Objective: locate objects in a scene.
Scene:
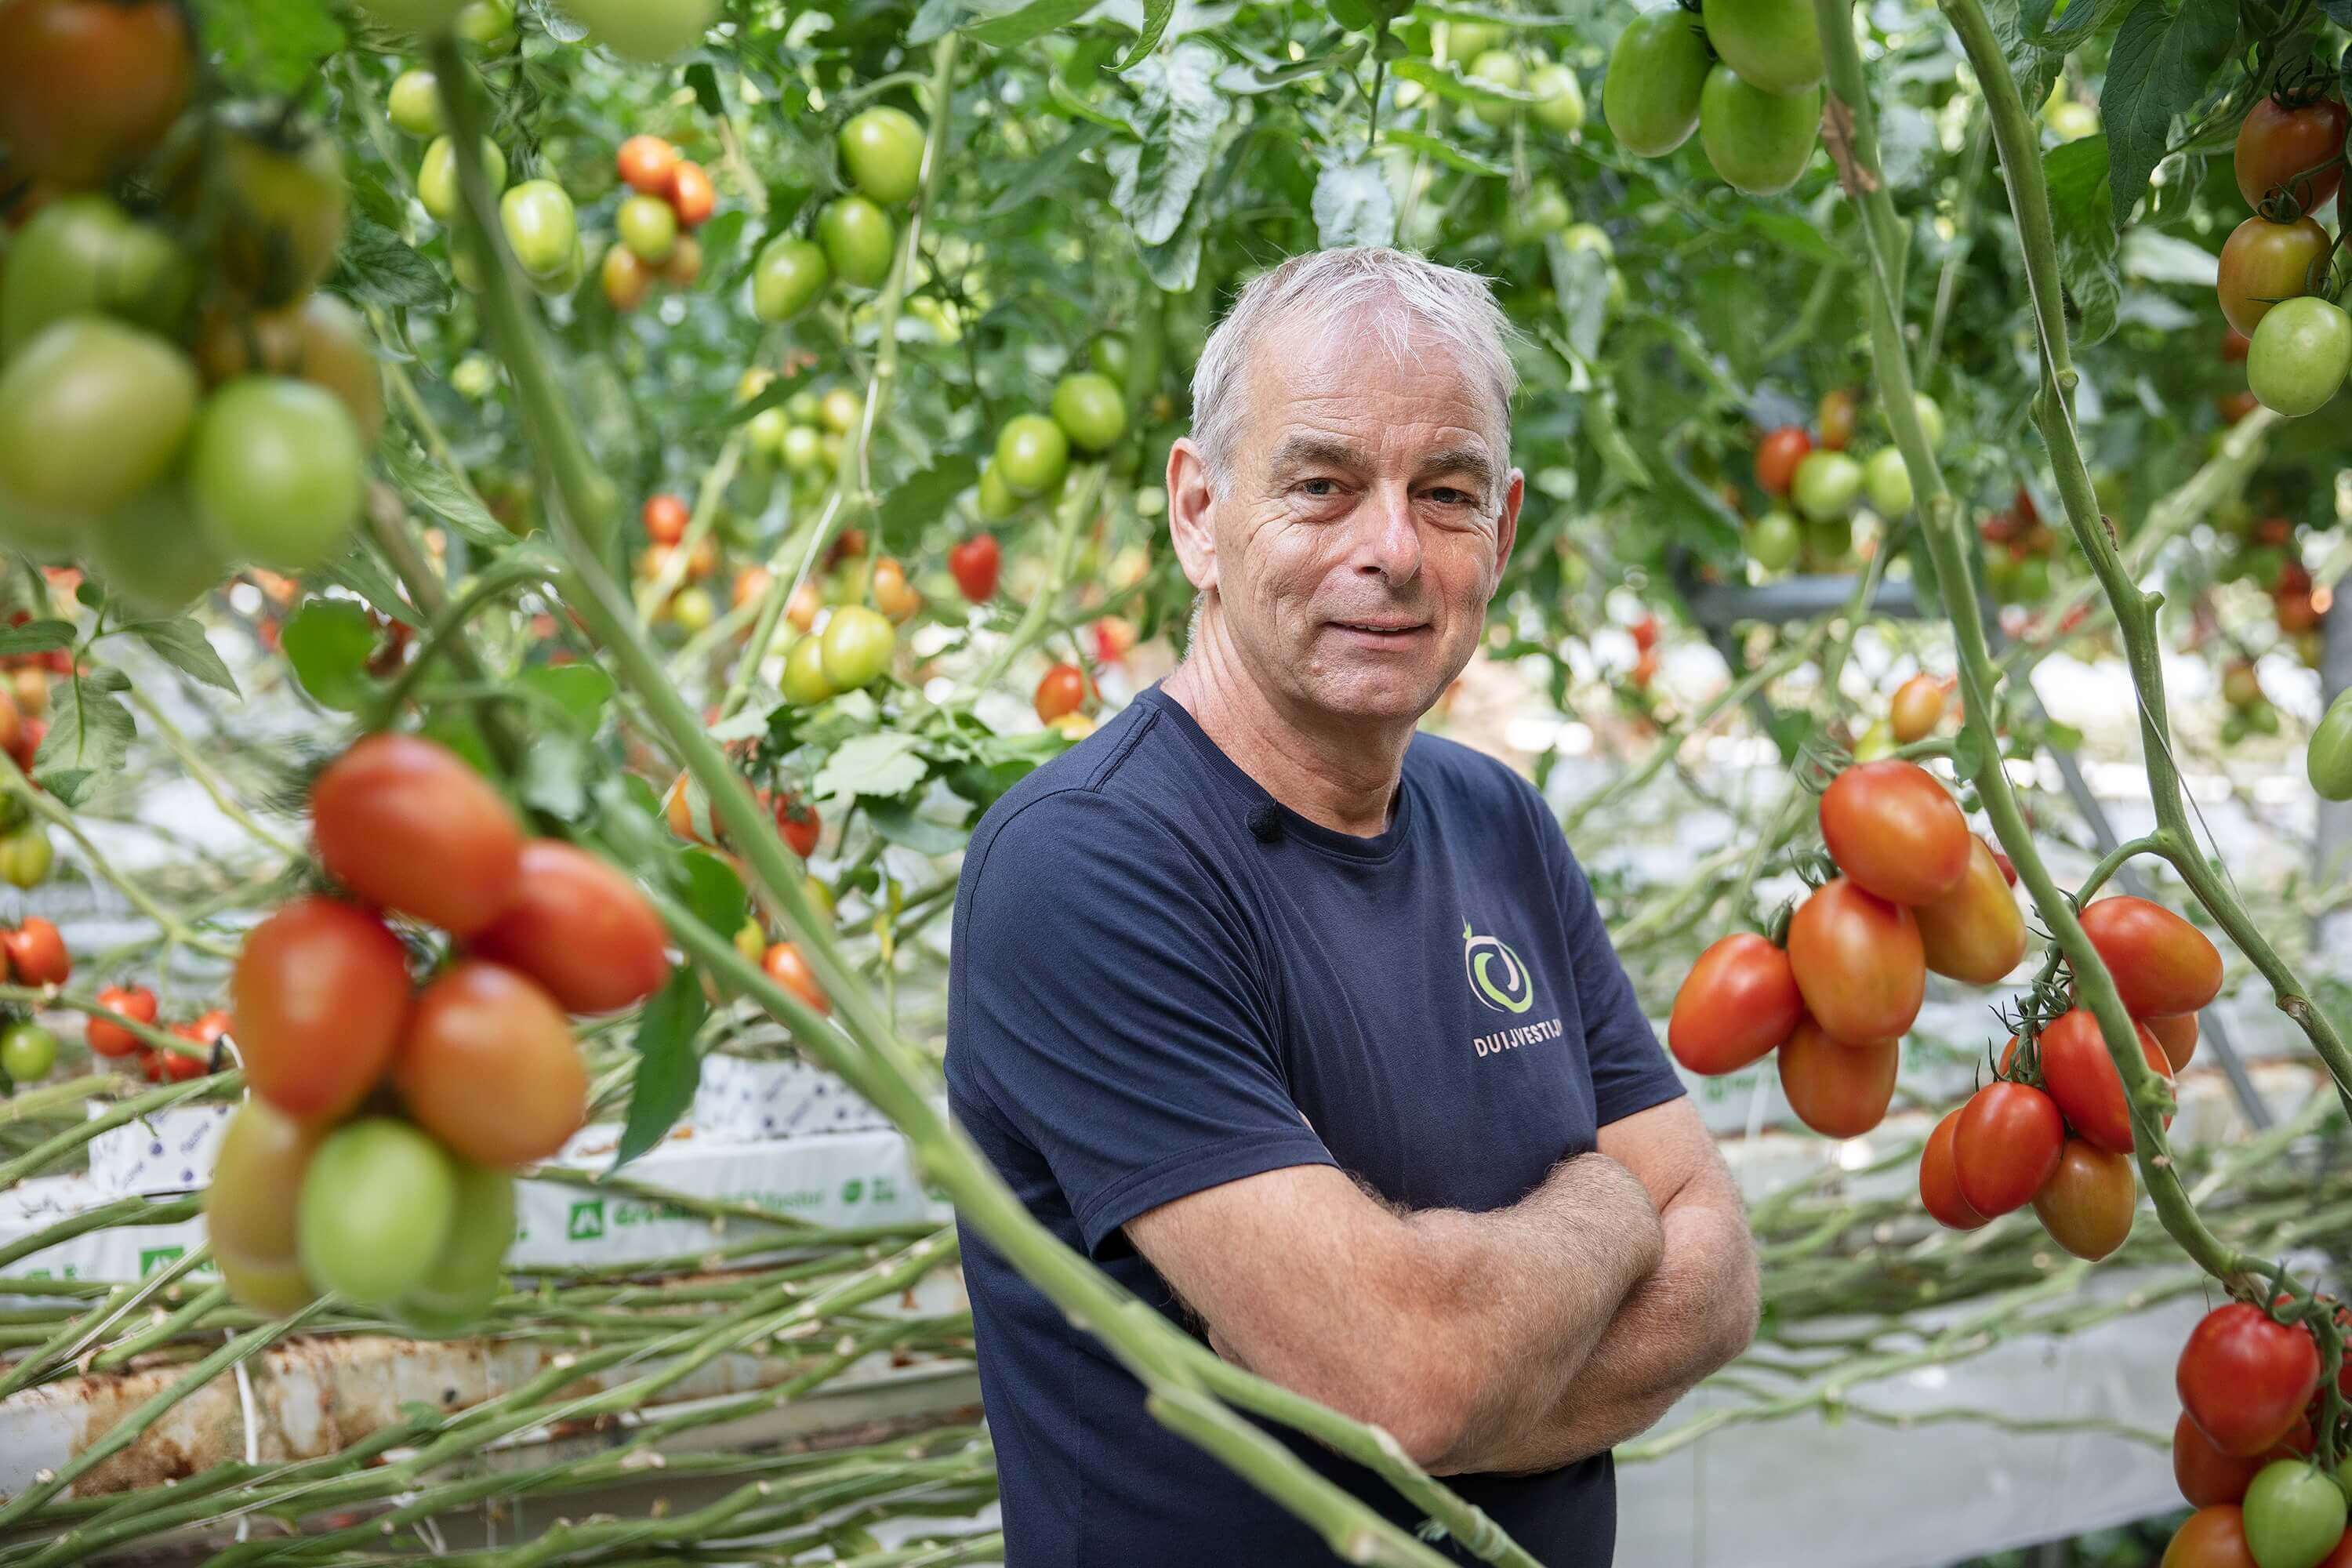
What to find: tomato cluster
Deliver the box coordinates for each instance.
[753,105,928,322]
[2215,85,2352,419]
[0,20,372,609]
[1603,0,1822,197]
[1744,389,1944,575]
[600,133,717,310]
[1978,485,2063,604]
[2163,1301,2352,1568]
[207,733,670,1325]
[665,764,827,865]
[404,110,583,299]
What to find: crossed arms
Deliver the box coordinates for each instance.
[1124,1094,1759,1475]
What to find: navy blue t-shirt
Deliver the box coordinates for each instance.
[946,685,1686,1567]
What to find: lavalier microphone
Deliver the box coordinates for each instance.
[1246,804,1283,844]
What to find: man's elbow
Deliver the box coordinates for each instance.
[1375,1361,1486,1472]
[1705,1250,1762,1370]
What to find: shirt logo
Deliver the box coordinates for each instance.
[1462,920,1535,1014]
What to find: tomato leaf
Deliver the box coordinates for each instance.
[520,730,593,822]
[310,538,412,624]
[377,440,513,551]
[202,0,346,98]
[957,0,1107,48]
[1392,57,1539,107]
[518,665,615,735]
[34,666,132,808]
[1312,155,1397,249]
[611,967,708,1171]
[0,621,75,658]
[122,619,238,696]
[1376,129,1508,177]
[333,220,445,310]
[2044,134,2121,347]
[864,797,971,855]
[1115,0,1178,67]
[1107,44,1229,247]
[675,847,747,937]
[982,125,1109,217]
[281,601,379,713]
[1218,43,1365,95]
[813,732,929,802]
[2100,0,2237,220]
[876,455,982,545]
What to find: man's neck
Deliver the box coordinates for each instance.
[1160,621,1414,840]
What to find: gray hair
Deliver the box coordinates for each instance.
[1187,247,1522,499]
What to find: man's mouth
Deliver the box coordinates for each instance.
[1328,619,1430,642]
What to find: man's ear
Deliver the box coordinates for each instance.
[1166,437,1219,595]
[1490,466,1526,593]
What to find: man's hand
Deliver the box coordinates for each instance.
[1124,1148,1663,1472]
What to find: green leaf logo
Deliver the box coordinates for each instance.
[1462,920,1534,1014]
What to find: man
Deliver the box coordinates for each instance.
[945,246,1759,1566]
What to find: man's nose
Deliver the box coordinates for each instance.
[1352,485,1423,583]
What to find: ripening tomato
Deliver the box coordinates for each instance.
[86,983,157,1058]
[2077,895,2225,1019]
[188,1007,231,1044]
[2037,1007,2173,1153]
[1785,877,1924,1044]
[1035,662,1088,724]
[763,941,829,1014]
[643,493,689,546]
[1817,388,1858,451]
[1952,1080,2064,1217]
[2163,1506,2259,1568]
[2235,94,2351,213]
[666,159,715,227]
[2219,215,2331,338]
[616,134,679,196]
[2029,1138,2136,1261]
[602,244,652,311]
[2176,1413,2281,1508]
[470,841,670,1014]
[1920,1107,1988,1230]
[1697,68,1820,197]
[2243,1460,2350,1568]
[1667,932,1802,1075]
[1888,674,1946,744]
[764,791,821,858]
[2,916,69,987]
[194,294,386,448]
[2147,1011,2200,1072]
[871,557,921,622]
[1776,1021,1897,1138]
[0,0,194,187]
[395,961,587,1167]
[1755,426,1811,497]
[205,1099,322,1296]
[1602,9,1710,157]
[1913,836,2027,985]
[950,534,1000,602]
[1819,760,1970,906]
[394,1158,514,1333]
[232,897,410,1120]
[2179,1303,2323,1458]
[213,126,347,308]
[662,234,702,287]
[311,732,525,936]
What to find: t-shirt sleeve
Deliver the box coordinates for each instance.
[949,789,1336,1256]
[1533,792,1687,1127]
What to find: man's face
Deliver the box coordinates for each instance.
[1181,315,1523,725]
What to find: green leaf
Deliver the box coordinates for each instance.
[964,0,1105,48]
[1327,0,1374,30]
[0,621,74,658]
[202,0,346,96]
[813,732,928,801]
[1392,56,1539,108]
[683,60,725,118]
[612,968,708,1171]
[984,125,1110,217]
[519,665,615,735]
[2045,135,2121,347]
[877,454,983,543]
[1107,43,1229,247]
[2121,228,2218,286]
[332,220,445,310]
[377,440,510,550]
[2101,0,2236,220]
[519,730,592,821]
[676,848,747,936]
[123,619,238,695]
[1215,42,1365,94]
[311,539,412,622]
[281,601,379,713]
[1135,222,1204,291]
[864,797,971,855]
[34,666,132,807]
[1740,209,1844,269]
[1312,156,1397,248]
[1116,0,1178,66]
[1377,129,1508,177]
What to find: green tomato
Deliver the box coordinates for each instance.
[975,461,1021,521]
[2010,552,2051,602]
[1050,372,1127,454]
[1465,50,1525,127]
[1699,67,1820,196]
[1803,513,1851,565]
[2249,296,2352,418]
[2249,699,2282,736]
[0,1020,58,1084]
[1443,20,1499,57]
[819,430,845,472]
[780,634,836,706]
[2244,1460,2347,1568]
[562,0,713,59]
[746,406,790,459]
[751,237,829,323]
[839,107,927,205]
[214,128,348,309]
[1747,509,1802,572]
[388,70,444,137]
[1864,447,1913,516]
[90,485,231,617]
[670,586,717,633]
[419,136,506,223]
[452,354,498,398]
[298,1117,459,1309]
[2,195,192,357]
[455,0,517,53]
[996,413,1071,499]
[191,378,367,571]
[1700,0,1823,96]
[394,1160,514,1334]
[780,423,826,474]
[0,317,198,525]
[820,604,896,691]
[2310,691,2352,801]
[358,0,466,30]
[1528,64,1585,133]
[1091,332,1134,391]
[1603,10,1711,158]
[0,827,51,890]
[1504,180,1573,244]
[615,192,678,265]
[818,197,895,289]
[1791,448,1863,522]
[820,387,862,435]
[499,180,578,282]
[1900,391,1947,452]
[1561,223,1615,262]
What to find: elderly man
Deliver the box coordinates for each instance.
[945,246,1759,1565]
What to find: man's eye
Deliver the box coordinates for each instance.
[1428,487,1475,506]
[1300,478,1338,498]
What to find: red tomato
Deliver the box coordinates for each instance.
[1913,835,2027,985]
[663,771,714,845]
[1776,1020,1897,1138]
[143,1040,207,1081]
[0,0,194,187]
[950,535,1000,602]
[86,983,157,1058]
[1952,1080,2064,1217]
[2147,1011,2200,1072]
[1818,760,1970,906]
[2038,1007,2173,1152]
[762,941,829,1015]
[1034,662,1088,724]
[1755,426,1811,497]
[1630,614,1659,653]
[470,840,671,1014]
[2,916,70,986]
[231,898,411,1121]
[2179,1303,2322,1458]
[394,961,587,1168]
[666,160,716,227]
[2176,1413,2288,1508]
[2218,215,2330,338]
[615,134,679,196]
[2029,1138,2136,1261]
[1784,877,1925,1044]
[642,493,689,546]
[766,793,821,859]
[2078,895,2224,1019]
[311,733,524,937]
[1817,388,1857,451]
[188,1007,232,1044]
[1667,932,1802,1074]
[1920,1107,1987,1230]
[1888,673,1946,744]
[2234,94,2350,213]
[2162,1506,2258,1568]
